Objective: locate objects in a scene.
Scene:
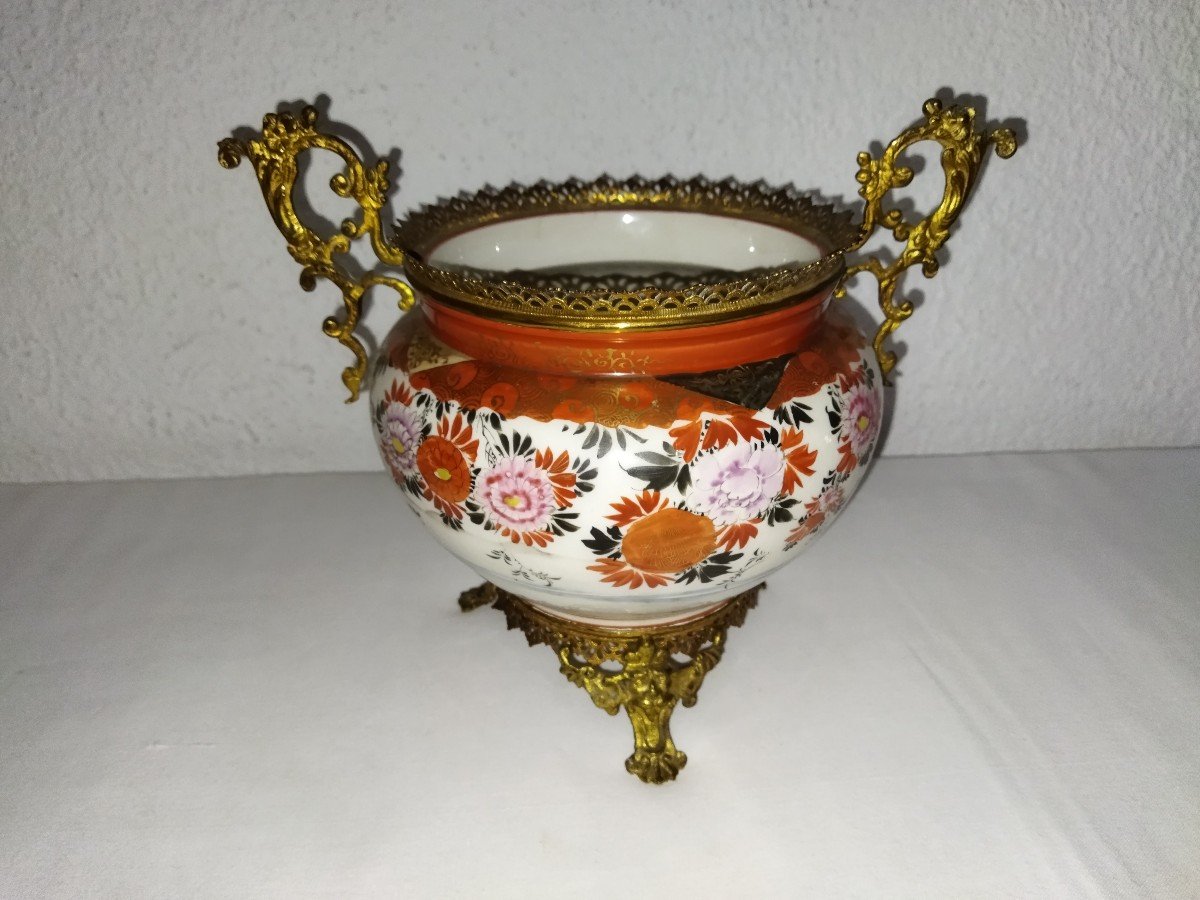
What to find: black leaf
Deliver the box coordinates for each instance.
[675,465,692,494]
[767,505,794,525]
[582,526,620,556]
[791,401,813,424]
[696,562,734,581]
[552,515,579,534]
[625,464,680,492]
[636,451,677,466]
[511,432,533,457]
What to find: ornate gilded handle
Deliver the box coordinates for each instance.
[841,98,1017,382]
[217,106,414,402]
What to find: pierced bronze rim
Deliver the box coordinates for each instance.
[393,175,861,332]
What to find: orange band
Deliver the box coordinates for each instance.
[420,288,834,376]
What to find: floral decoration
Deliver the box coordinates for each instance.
[466,430,597,547]
[415,412,478,523]
[583,491,737,589]
[374,380,423,487]
[842,381,881,459]
[827,365,883,477]
[477,456,555,533]
[785,481,847,547]
[371,318,881,597]
[688,441,785,526]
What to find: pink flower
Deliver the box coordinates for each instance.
[842,383,881,458]
[808,484,846,519]
[381,403,422,477]
[787,484,846,546]
[477,456,555,532]
[687,442,785,526]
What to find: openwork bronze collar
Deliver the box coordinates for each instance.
[394,175,861,332]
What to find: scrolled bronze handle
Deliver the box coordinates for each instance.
[841,97,1017,382]
[218,106,414,402]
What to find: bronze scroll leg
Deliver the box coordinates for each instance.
[457,582,498,612]
[459,582,761,783]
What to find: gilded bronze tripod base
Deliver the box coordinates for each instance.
[458,583,762,784]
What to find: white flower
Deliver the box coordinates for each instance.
[687,442,785,526]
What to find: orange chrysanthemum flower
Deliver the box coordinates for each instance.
[417,436,472,503]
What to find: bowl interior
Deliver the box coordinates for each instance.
[426,210,824,280]
[395,176,859,330]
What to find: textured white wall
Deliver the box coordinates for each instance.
[1,0,1197,483]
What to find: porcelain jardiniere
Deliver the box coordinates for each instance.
[218,96,1017,781]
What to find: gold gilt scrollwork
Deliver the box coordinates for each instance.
[461,582,762,784]
[841,98,1017,382]
[218,106,414,402]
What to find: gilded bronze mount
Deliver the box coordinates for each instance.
[459,582,762,784]
[218,97,1016,399]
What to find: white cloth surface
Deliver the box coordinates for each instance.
[1,449,1197,898]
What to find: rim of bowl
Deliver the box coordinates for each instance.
[393,174,863,332]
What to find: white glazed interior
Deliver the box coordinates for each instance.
[427,210,824,274]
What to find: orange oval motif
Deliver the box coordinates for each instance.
[621,508,717,574]
[480,382,519,414]
[615,381,655,410]
[551,398,596,424]
[442,361,478,389]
